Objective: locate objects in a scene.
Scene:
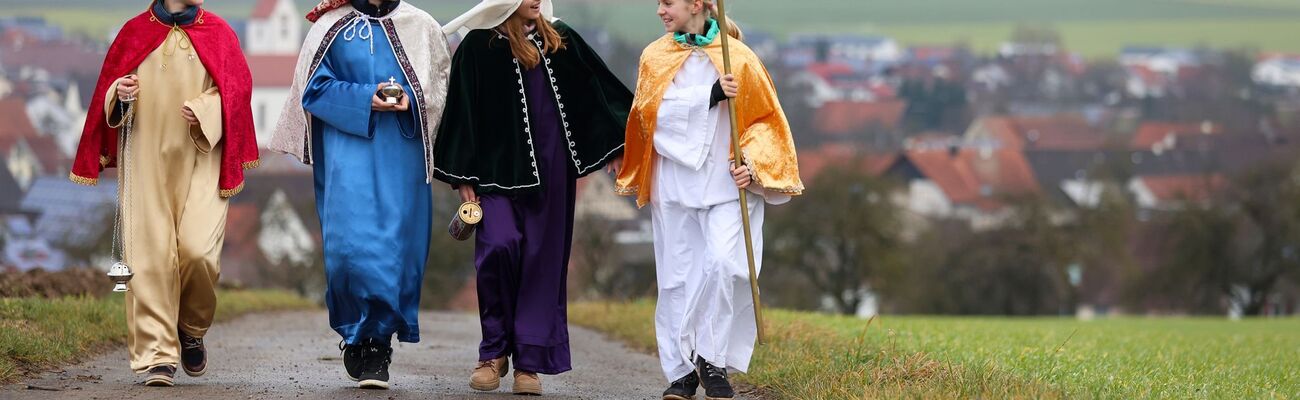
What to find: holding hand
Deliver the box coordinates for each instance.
[181,105,198,126]
[720,74,739,99]
[458,185,478,204]
[115,75,139,102]
[371,82,410,112]
[730,162,752,189]
[605,156,623,174]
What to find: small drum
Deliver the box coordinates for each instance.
[448,201,483,241]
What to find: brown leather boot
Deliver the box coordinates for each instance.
[469,357,508,391]
[513,370,542,396]
[143,364,176,387]
[179,331,206,377]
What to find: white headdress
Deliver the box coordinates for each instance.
[440,0,556,37]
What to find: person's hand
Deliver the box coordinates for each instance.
[606,156,623,174]
[115,75,139,102]
[720,74,739,98]
[371,83,410,112]
[730,162,752,189]
[458,185,478,203]
[181,105,198,126]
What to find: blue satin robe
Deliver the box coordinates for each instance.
[302,18,430,345]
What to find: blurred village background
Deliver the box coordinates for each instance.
[2,0,1300,319]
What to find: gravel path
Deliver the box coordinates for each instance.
[2,311,744,400]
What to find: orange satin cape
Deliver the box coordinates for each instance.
[616,34,803,207]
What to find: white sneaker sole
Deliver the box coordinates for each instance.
[359,379,389,389]
[144,376,174,387]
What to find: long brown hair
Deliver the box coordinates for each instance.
[498,14,565,70]
[702,0,743,41]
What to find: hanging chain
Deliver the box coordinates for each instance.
[110,100,134,265]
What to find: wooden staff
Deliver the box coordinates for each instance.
[714,0,765,345]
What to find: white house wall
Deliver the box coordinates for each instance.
[906,180,953,217]
[252,87,290,146]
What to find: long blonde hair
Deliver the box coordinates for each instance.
[702,0,743,41]
[498,14,565,70]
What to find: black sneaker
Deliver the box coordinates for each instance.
[179,332,206,377]
[662,371,700,400]
[695,357,734,400]
[340,340,364,381]
[143,364,176,387]
[357,340,392,389]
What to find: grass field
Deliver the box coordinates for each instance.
[0,289,314,383]
[6,0,1300,58]
[570,301,1300,399]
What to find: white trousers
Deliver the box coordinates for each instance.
[651,195,764,382]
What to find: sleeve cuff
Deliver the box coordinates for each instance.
[184,90,224,153]
[104,80,129,128]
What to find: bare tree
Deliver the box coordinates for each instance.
[766,161,903,315]
[1148,162,1300,315]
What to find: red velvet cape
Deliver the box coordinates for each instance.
[70,8,258,197]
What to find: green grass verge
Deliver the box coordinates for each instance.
[0,289,314,383]
[570,301,1300,399]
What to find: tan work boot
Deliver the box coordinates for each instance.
[513,370,542,396]
[469,357,508,391]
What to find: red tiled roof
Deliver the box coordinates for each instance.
[974,115,1108,151]
[24,135,67,173]
[251,0,281,19]
[813,100,905,136]
[0,98,37,140]
[957,147,1040,196]
[797,143,897,178]
[805,62,855,81]
[0,98,68,173]
[1138,174,1225,203]
[1126,64,1180,90]
[220,203,262,285]
[909,46,957,62]
[903,149,981,205]
[223,204,261,261]
[1131,121,1217,149]
[898,144,1041,211]
[1,29,104,77]
[247,55,298,87]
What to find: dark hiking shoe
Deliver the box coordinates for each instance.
[340,340,364,381]
[662,371,700,400]
[144,364,176,387]
[179,331,206,377]
[696,357,734,399]
[357,340,392,389]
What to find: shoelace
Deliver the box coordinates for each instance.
[476,360,496,370]
[704,364,727,379]
[181,335,203,350]
[338,340,347,353]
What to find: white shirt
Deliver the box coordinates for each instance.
[653,50,738,209]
